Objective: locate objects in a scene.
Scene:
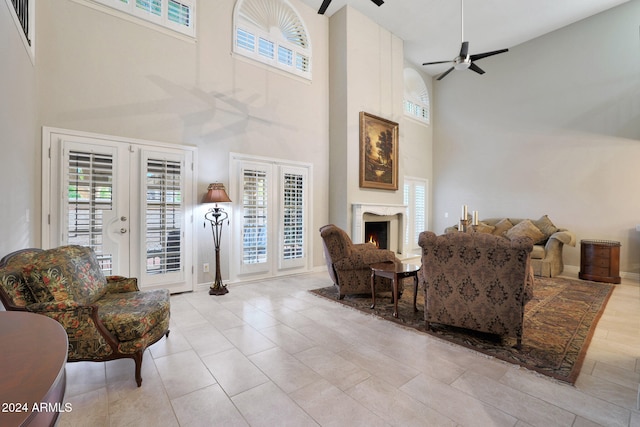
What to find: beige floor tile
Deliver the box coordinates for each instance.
[259,323,315,354]
[58,387,109,427]
[290,378,388,426]
[222,324,277,356]
[451,370,576,426]
[154,349,217,399]
[201,348,270,397]
[171,384,249,427]
[294,346,372,391]
[249,347,322,393]
[348,376,458,426]
[231,382,318,426]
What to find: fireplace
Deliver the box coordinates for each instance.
[365,221,389,249]
[352,203,408,254]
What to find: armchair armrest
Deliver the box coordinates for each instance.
[25,300,119,360]
[547,230,576,247]
[106,276,140,293]
[334,248,397,270]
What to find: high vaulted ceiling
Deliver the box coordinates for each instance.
[299,0,630,75]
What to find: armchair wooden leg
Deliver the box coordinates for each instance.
[134,351,143,387]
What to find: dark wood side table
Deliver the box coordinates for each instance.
[370,261,420,318]
[0,311,68,427]
[579,239,621,284]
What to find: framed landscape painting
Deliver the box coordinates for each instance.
[359,111,399,190]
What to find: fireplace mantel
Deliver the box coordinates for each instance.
[352,203,408,253]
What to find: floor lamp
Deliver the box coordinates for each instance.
[203,183,232,295]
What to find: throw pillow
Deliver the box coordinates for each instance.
[473,222,495,234]
[506,219,546,244]
[492,218,514,237]
[533,215,558,239]
[24,265,70,303]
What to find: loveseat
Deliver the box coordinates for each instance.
[418,231,534,348]
[0,245,170,387]
[445,215,575,277]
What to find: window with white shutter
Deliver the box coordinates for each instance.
[231,154,311,280]
[233,0,312,80]
[404,177,428,252]
[79,0,195,37]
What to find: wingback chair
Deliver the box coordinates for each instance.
[0,245,170,387]
[418,231,534,348]
[319,224,402,299]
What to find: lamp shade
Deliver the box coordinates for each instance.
[202,183,232,204]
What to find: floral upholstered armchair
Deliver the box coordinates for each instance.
[418,231,534,348]
[319,224,402,299]
[0,245,170,387]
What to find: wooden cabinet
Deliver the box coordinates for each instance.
[579,240,621,284]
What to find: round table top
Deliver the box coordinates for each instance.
[0,311,68,426]
[369,261,421,274]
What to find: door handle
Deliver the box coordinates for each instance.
[120,228,128,234]
[121,216,127,222]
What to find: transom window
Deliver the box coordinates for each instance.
[87,0,195,37]
[403,68,430,125]
[233,0,312,80]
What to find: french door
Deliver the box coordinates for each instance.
[42,128,197,293]
[229,153,311,281]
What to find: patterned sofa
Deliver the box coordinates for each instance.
[319,224,402,299]
[445,215,576,277]
[0,245,170,387]
[418,231,534,348]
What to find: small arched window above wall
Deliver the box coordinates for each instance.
[233,0,312,80]
[403,68,430,125]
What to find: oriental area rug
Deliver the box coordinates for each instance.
[310,276,614,384]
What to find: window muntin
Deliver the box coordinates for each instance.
[233,0,312,79]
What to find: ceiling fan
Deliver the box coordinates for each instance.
[318,0,383,15]
[422,0,508,80]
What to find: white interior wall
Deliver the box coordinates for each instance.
[433,0,640,276]
[329,6,432,233]
[0,1,38,256]
[32,0,330,284]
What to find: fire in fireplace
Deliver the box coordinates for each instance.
[365,221,389,249]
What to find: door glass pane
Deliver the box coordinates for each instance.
[66,151,114,273]
[145,158,182,274]
[242,169,268,265]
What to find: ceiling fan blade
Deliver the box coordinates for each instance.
[371,0,384,5]
[459,41,469,58]
[422,60,453,66]
[318,0,332,14]
[469,62,485,75]
[437,67,455,81]
[470,48,508,62]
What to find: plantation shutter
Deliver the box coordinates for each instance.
[141,151,185,285]
[279,166,307,269]
[64,149,115,273]
[240,164,270,274]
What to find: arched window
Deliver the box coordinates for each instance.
[403,68,430,125]
[233,0,312,80]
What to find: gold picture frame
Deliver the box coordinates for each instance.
[359,111,399,190]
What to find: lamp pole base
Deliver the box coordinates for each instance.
[209,284,228,295]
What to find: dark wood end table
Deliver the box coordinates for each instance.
[370,261,420,318]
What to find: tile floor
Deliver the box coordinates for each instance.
[59,272,640,427]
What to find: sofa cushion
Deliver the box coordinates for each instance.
[533,215,558,239]
[492,218,514,237]
[531,245,545,259]
[96,289,170,342]
[473,222,496,234]
[23,245,108,305]
[506,219,546,244]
